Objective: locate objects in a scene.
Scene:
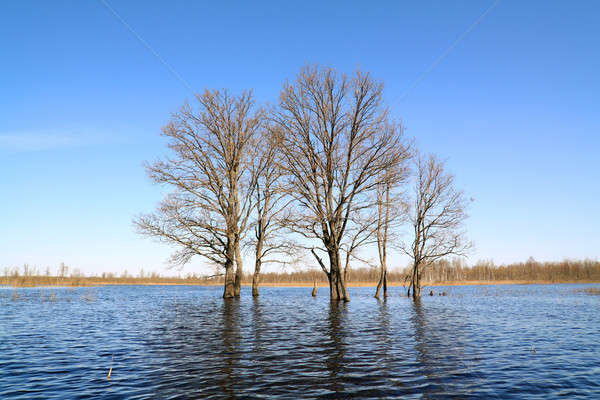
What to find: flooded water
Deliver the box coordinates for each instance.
[1,284,599,399]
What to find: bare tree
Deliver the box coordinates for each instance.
[249,127,293,296]
[374,163,409,299]
[402,152,470,299]
[375,180,391,299]
[134,90,263,298]
[58,262,68,278]
[275,65,409,301]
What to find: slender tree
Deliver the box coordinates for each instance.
[402,152,470,299]
[374,155,411,299]
[275,65,409,301]
[134,90,262,298]
[375,180,391,299]
[250,127,292,296]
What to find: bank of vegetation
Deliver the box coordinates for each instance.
[2,259,598,288]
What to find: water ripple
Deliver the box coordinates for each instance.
[0,284,599,398]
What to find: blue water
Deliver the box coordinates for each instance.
[0,284,599,399]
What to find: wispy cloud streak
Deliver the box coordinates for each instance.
[0,132,123,152]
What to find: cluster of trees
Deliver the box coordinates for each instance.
[135,65,469,301]
[421,258,600,282]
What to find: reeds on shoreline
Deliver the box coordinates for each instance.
[2,258,598,288]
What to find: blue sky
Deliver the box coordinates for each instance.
[1,0,598,276]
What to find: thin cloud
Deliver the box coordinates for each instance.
[0,132,124,152]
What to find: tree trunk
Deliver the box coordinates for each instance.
[329,268,338,300]
[234,243,242,297]
[407,261,416,299]
[339,269,350,302]
[375,181,389,299]
[411,262,420,300]
[375,269,388,299]
[344,251,350,284]
[375,265,388,299]
[312,280,317,296]
[375,271,383,299]
[327,270,335,300]
[223,252,236,299]
[417,266,421,297]
[383,270,387,298]
[252,258,261,297]
[252,238,264,297]
[311,246,349,301]
[328,248,349,302]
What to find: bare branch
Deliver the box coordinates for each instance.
[402,151,471,299]
[134,89,264,298]
[274,65,411,301]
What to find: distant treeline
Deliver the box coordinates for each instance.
[242,258,600,284]
[2,259,599,287]
[0,272,206,287]
[418,258,600,283]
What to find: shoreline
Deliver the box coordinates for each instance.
[2,279,599,288]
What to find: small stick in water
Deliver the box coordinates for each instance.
[312,280,317,297]
[108,355,113,380]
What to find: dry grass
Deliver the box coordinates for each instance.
[0,275,220,288]
[2,259,599,288]
[2,275,599,289]
[258,280,600,288]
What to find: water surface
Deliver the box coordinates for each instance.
[1,284,598,398]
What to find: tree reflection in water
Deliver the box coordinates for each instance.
[324,301,348,393]
[219,298,242,397]
[410,298,477,397]
[375,298,392,368]
[251,297,265,357]
[4,286,594,398]
[145,288,480,398]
